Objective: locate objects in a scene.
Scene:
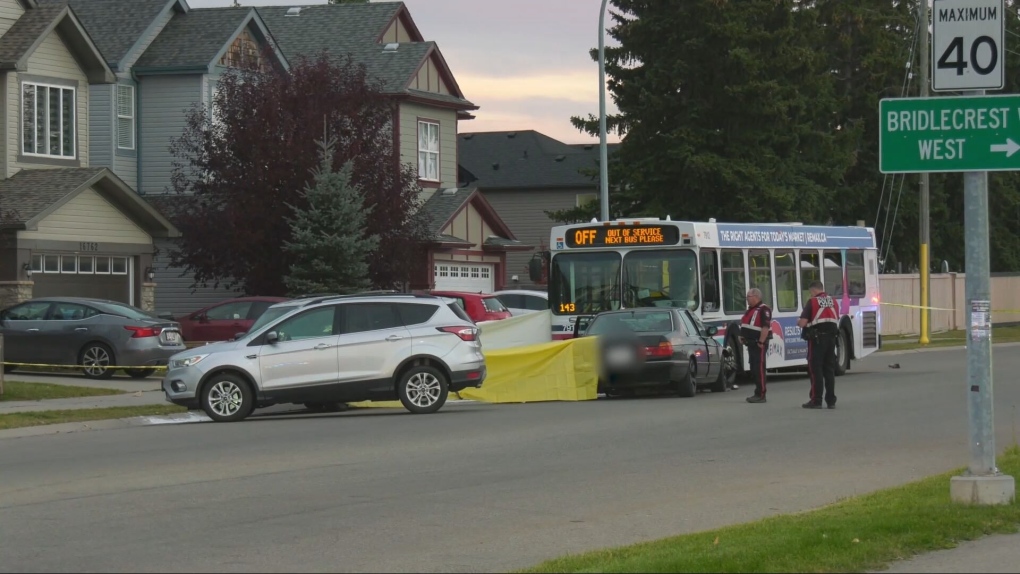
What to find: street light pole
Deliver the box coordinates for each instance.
[919,0,931,345]
[597,0,610,223]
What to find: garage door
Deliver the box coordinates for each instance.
[29,253,132,304]
[434,263,494,293]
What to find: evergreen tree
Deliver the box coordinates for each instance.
[282,135,380,296]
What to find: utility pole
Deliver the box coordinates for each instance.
[597,0,610,223]
[919,0,931,345]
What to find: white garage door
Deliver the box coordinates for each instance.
[434,263,494,293]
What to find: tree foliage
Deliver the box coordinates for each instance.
[283,134,380,296]
[567,0,1020,272]
[163,51,429,296]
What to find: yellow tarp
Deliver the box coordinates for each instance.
[349,336,600,408]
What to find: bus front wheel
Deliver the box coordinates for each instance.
[835,328,850,376]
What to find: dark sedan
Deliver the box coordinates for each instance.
[579,307,733,397]
[0,297,186,379]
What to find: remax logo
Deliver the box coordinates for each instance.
[771,320,784,340]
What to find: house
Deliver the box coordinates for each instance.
[0,0,179,310]
[457,130,620,289]
[54,0,290,315]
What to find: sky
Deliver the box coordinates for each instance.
[189,0,622,144]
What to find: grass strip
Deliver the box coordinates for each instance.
[522,445,1020,574]
[0,381,125,402]
[881,325,1020,352]
[0,405,188,431]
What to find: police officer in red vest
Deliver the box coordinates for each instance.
[797,280,840,409]
[739,288,771,404]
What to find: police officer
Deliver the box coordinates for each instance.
[739,288,771,404]
[797,280,840,409]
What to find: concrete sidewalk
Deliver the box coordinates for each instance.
[877,531,1020,573]
[0,372,167,414]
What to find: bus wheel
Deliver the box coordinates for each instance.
[835,328,850,376]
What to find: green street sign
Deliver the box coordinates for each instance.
[879,94,1020,174]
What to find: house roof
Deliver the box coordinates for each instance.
[258,3,475,110]
[0,2,114,83]
[0,168,180,237]
[419,188,528,250]
[458,130,621,190]
[40,0,172,69]
[134,6,286,73]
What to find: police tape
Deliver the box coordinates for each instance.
[1,361,167,372]
[878,301,1020,314]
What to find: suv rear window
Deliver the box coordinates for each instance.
[482,297,507,313]
[446,302,474,323]
[395,303,438,326]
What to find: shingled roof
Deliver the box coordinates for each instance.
[258,3,475,110]
[40,0,171,70]
[419,188,528,250]
[458,130,621,190]
[0,168,179,237]
[134,6,286,73]
[0,2,113,82]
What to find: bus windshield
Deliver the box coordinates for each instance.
[622,249,700,311]
[549,251,622,315]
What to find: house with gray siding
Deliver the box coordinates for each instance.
[0,0,178,310]
[57,0,289,315]
[457,130,620,290]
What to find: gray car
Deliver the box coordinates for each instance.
[162,292,487,422]
[0,297,186,379]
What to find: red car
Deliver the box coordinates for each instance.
[426,291,512,323]
[175,296,289,342]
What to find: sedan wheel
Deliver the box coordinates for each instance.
[80,344,115,380]
[397,366,449,414]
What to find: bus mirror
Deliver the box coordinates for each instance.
[528,256,544,282]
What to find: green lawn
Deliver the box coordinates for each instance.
[0,381,125,401]
[0,405,188,431]
[522,446,1020,574]
[881,325,1020,351]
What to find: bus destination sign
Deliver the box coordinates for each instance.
[564,224,681,248]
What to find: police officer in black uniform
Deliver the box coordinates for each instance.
[798,280,840,409]
[739,288,772,404]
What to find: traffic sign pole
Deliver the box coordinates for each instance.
[919,0,931,346]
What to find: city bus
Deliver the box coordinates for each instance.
[547,218,882,383]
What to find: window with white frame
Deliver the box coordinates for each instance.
[117,85,135,150]
[417,120,439,181]
[22,82,75,158]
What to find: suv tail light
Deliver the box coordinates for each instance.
[124,325,163,338]
[437,326,478,341]
[642,341,673,358]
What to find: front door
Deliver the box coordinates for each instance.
[680,309,719,379]
[258,305,340,391]
[193,301,254,342]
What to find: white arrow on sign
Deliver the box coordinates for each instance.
[990,139,1020,158]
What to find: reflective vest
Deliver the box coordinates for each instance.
[806,292,840,328]
[740,303,772,342]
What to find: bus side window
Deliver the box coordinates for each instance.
[823,250,844,296]
[800,251,820,305]
[700,250,720,312]
[748,250,773,309]
[721,250,746,315]
[775,251,799,312]
[845,251,866,298]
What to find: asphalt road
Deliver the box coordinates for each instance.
[2,345,1019,573]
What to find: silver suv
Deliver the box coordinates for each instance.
[161,293,486,422]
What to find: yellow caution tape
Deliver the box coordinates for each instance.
[879,302,1020,314]
[2,361,167,371]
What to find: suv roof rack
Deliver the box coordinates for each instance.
[297,290,438,307]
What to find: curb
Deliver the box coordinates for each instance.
[0,411,204,441]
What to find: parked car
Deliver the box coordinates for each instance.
[426,290,512,323]
[0,297,186,379]
[578,307,733,397]
[162,292,487,422]
[493,289,572,338]
[172,296,289,342]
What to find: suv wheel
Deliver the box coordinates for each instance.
[201,373,253,422]
[397,365,449,414]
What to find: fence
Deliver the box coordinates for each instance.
[878,273,1020,335]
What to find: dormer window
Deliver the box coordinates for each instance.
[21,82,75,159]
[220,29,266,72]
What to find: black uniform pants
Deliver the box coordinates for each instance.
[747,341,767,397]
[808,332,837,406]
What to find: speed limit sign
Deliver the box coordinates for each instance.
[932,0,1004,92]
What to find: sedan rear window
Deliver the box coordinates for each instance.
[482,297,507,313]
[586,311,674,335]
